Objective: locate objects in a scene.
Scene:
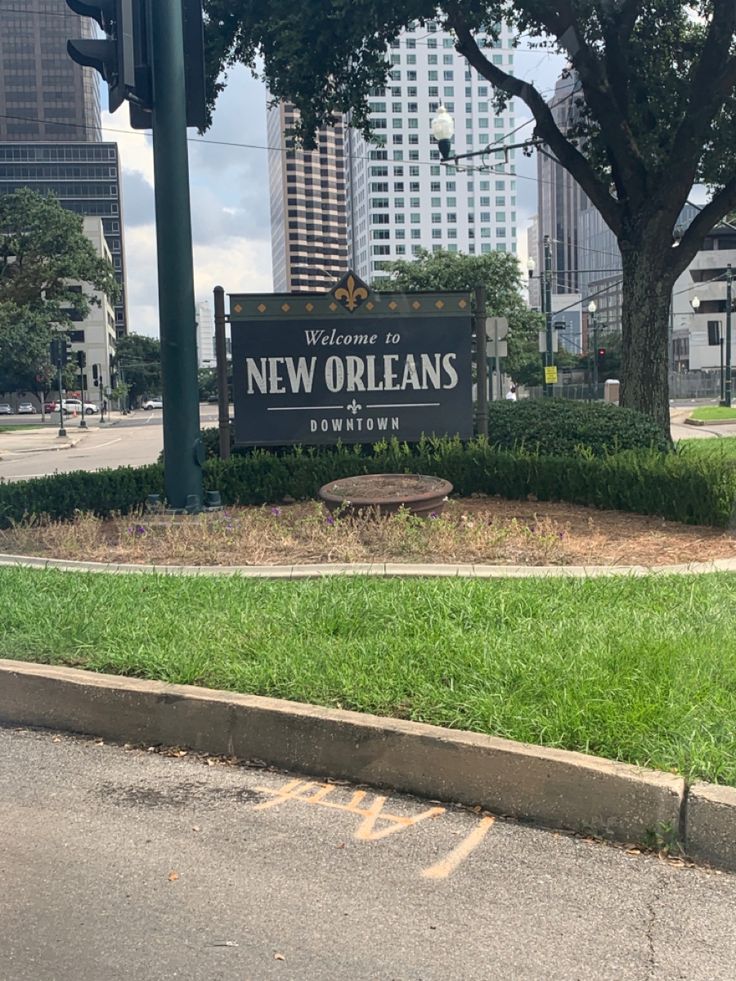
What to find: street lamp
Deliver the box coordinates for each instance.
[431,106,543,169]
[527,257,536,279]
[431,106,455,161]
[588,301,599,399]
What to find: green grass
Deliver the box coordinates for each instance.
[3,568,736,786]
[690,406,736,421]
[677,436,736,460]
[0,424,45,433]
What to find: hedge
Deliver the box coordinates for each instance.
[1,438,735,529]
[200,399,669,461]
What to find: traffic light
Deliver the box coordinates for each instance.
[76,350,87,369]
[66,0,136,113]
[596,347,607,369]
[50,337,71,367]
[128,0,206,130]
[92,363,100,386]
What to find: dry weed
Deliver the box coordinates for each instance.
[1,496,734,567]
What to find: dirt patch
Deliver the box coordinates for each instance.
[1,496,734,567]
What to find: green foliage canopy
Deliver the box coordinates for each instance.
[114,334,162,405]
[374,249,544,385]
[0,190,118,396]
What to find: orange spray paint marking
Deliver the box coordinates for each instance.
[254,778,446,840]
[422,816,495,880]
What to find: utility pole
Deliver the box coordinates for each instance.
[77,351,88,429]
[66,0,206,511]
[150,0,203,509]
[474,285,488,437]
[725,263,733,408]
[213,286,231,460]
[543,235,553,397]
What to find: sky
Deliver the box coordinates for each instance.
[102,48,567,339]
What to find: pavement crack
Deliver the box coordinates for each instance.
[644,881,663,980]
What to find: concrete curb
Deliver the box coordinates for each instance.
[686,783,736,870]
[0,551,735,578]
[0,658,694,858]
[684,417,736,427]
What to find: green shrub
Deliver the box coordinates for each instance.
[0,464,164,527]
[199,399,669,463]
[486,399,669,456]
[2,438,734,530]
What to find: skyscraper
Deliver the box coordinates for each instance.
[535,72,589,297]
[267,24,518,291]
[267,102,348,292]
[0,2,127,336]
[345,21,518,282]
[0,2,100,142]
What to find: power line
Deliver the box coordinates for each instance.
[0,110,557,188]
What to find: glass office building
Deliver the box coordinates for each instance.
[0,3,100,142]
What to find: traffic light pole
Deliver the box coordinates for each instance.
[725,264,733,408]
[150,0,203,511]
[57,363,67,438]
[543,235,553,398]
[78,354,88,429]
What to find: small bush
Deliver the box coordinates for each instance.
[0,463,164,528]
[2,437,735,531]
[486,399,669,456]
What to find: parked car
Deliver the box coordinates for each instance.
[142,397,163,410]
[0,403,11,415]
[17,402,37,414]
[44,401,57,413]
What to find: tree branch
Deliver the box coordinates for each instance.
[511,0,650,200]
[669,179,736,278]
[446,9,621,235]
[666,0,736,200]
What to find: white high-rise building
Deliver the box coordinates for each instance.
[195,299,215,368]
[345,21,518,282]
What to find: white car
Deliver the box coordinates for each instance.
[59,399,99,415]
[142,398,163,410]
[0,403,11,415]
[17,402,37,414]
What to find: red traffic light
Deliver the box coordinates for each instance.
[597,348,606,358]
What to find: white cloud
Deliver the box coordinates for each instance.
[108,66,273,339]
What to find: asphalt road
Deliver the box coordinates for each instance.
[2,726,736,981]
[0,409,222,482]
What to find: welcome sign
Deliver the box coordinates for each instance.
[229,272,473,446]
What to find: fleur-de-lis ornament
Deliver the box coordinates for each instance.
[333,272,369,312]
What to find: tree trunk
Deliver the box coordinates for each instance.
[618,241,675,438]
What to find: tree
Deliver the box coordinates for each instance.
[374,249,544,386]
[198,366,218,401]
[204,1,736,434]
[113,334,162,406]
[0,189,118,404]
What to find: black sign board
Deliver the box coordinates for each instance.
[229,274,473,446]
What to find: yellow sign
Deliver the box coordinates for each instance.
[544,366,558,384]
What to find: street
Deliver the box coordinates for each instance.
[0,408,221,483]
[2,726,736,981]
